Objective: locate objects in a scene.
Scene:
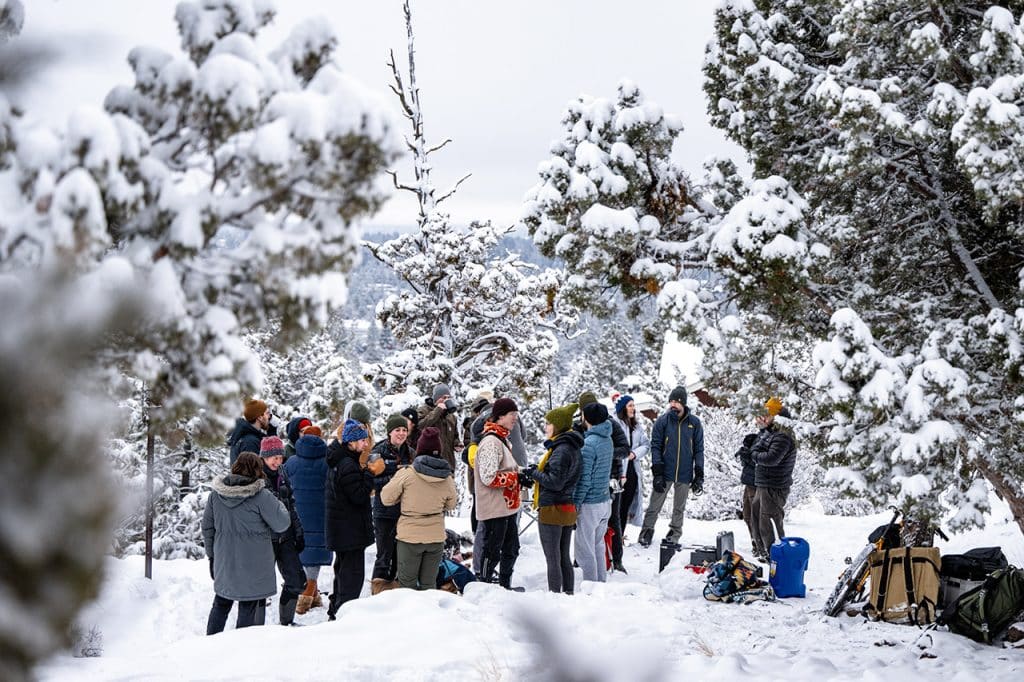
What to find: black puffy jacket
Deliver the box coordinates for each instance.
[532,430,584,508]
[263,465,303,545]
[735,433,757,487]
[370,439,413,520]
[751,426,796,489]
[325,440,374,552]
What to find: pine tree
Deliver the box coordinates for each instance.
[702,0,1024,533]
[367,0,576,402]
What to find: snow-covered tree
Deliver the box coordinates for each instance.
[702,0,1024,532]
[368,0,576,402]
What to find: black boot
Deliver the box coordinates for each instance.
[476,558,496,584]
[498,571,525,593]
[638,528,654,548]
[279,593,298,626]
[612,560,628,574]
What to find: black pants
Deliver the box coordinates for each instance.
[206,595,265,635]
[328,548,365,617]
[538,522,574,593]
[274,537,307,601]
[620,464,639,530]
[608,493,623,563]
[371,517,399,580]
[481,514,520,584]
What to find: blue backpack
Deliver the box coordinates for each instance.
[436,558,476,593]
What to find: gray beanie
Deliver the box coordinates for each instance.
[432,383,451,401]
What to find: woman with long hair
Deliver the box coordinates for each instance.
[613,395,650,539]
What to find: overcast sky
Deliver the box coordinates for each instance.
[17,0,744,228]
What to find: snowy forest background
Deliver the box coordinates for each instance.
[3,0,1024,678]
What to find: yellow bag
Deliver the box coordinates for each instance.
[467,443,478,469]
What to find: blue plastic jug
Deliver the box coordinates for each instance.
[769,537,809,598]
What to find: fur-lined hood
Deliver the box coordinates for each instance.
[211,474,265,508]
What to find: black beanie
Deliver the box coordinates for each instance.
[582,402,608,426]
[490,397,519,420]
[668,386,687,405]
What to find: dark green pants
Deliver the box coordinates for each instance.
[396,540,444,590]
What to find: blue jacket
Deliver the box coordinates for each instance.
[283,435,332,566]
[651,408,704,483]
[573,421,613,506]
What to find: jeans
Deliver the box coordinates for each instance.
[538,522,574,593]
[575,500,611,582]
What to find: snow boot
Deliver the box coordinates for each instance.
[296,579,317,615]
[279,594,298,626]
[371,578,400,595]
[612,560,628,574]
[499,571,525,593]
[638,528,654,548]
[311,586,323,608]
[477,558,497,584]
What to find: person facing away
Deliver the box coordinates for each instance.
[380,426,457,590]
[324,419,375,621]
[202,451,290,635]
[523,403,582,594]
[573,402,614,583]
[749,397,797,561]
[259,435,306,626]
[283,427,331,615]
[638,386,704,548]
[366,413,414,594]
[228,398,275,465]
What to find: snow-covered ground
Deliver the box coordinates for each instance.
[42,497,1024,681]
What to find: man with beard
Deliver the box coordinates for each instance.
[229,398,276,465]
[637,386,704,548]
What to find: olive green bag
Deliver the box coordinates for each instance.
[937,567,1024,643]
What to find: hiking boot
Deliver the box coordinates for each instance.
[499,571,524,592]
[296,578,317,615]
[612,560,628,574]
[371,578,400,595]
[638,528,654,548]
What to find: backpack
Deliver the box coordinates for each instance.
[940,547,1008,581]
[938,567,1024,644]
[866,547,941,625]
[704,551,764,600]
[436,558,476,594]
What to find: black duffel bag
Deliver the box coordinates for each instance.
[940,547,1008,581]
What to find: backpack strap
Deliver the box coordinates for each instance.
[873,548,892,615]
[902,550,918,627]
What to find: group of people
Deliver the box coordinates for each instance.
[200,382,795,633]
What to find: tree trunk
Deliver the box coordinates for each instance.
[144,413,155,580]
[976,458,1024,538]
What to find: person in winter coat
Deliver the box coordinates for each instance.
[228,398,275,465]
[379,427,458,589]
[283,416,313,461]
[522,403,582,593]
[734,431,759,556]
[325,419,375,620]
[283,429,331,615]
[749,397,797,560]
[416,383,460,471]
[203,452,290,635]
[366,413,414,594]
[639,386,704,548]
[258,436,306,625]
[573,402,614,582]
[575,391,630,573]
[613,395,651,543]
[473,397,524,588]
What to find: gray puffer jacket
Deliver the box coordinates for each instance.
[202,474,290,601]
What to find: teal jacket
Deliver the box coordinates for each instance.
[573,421,613,505]
[651,408,704,483]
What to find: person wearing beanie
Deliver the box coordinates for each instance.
[340,402,375,470]
[380,444,457,590]
[366,413,414,594]
[572,391,631,572]
[323,418,374,620]
[416,383,460,471]
[284,430,332,614]
[474,399,523,589]
[748,397,797,561]
[228,398,274,465]
[612,395,651,563]
[638,386,704,549]
[203,452,291,635]
[301,424,322,438]
[572,398,615,583]
[521,403,583,593]
[284,416,314,461]
[258,436,305,625]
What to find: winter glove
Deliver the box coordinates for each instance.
[367,453,386,476]
[294,533,305,554]
[518,471,534,488]
[653,475,666,494]
[691,467,704,496]
[208,557,215,580]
